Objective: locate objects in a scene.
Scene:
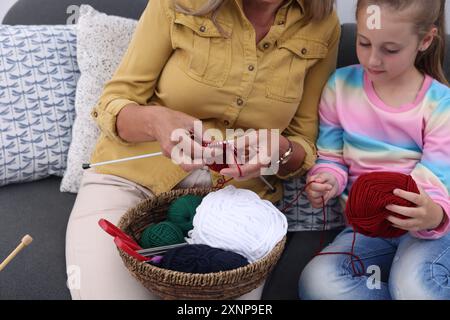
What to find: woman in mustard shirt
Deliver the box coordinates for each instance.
[66,0,340,299]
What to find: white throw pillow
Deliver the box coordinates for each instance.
[60,5,137,193]
[0,24,79,187]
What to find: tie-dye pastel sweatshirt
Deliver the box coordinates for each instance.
[309,65,450,239]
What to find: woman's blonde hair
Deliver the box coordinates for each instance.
[356,0,448,86]
[174,0,335,35]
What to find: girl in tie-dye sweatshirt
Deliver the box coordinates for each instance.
[299,0,450,300]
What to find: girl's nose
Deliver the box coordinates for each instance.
[368,51,382,67]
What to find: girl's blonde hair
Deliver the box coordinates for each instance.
[174,0,335,35]
[356,0,449,86]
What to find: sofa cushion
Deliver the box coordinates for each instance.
[3,0,148,25]
[280,175,345,231]
[0,24,80,187]
[60,5,137,193]
[0,176,75,299]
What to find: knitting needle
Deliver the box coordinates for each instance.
[138,242,188,255]
[82,149,276,192]
[82,152,163,169]
[260,176,276,193]
[0,235,33,272]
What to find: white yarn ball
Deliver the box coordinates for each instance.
[186,186,287,262]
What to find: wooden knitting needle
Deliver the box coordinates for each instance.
[0,235,33,272]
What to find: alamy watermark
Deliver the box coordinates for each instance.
[66,265,81,290]
[366,265,382,290]
[66,5,80,25]
[366,5,381,30]
[170,121,281,175]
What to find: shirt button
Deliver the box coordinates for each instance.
[92,111,98,118]
[237,98,244,106]
[199,26,206,32]
[223,120,230,126]
[248,64,255,71]
[301,48,308,55]
[263,43,270,50]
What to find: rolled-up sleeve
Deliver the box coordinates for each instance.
[278,17,341,179]
[91,0,174,145]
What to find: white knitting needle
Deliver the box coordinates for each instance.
[81,140,229,169]
[0,235,33,272]
[82,152,163,169]
[82,148,276,192]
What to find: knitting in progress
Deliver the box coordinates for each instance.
[186,185,287,263]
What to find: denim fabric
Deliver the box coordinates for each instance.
[299,227,450,300]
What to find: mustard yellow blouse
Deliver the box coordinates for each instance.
[90,0,340,202]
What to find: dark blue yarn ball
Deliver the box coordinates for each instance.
[160,244,248,273]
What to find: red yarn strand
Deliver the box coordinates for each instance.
[280,180,366,276]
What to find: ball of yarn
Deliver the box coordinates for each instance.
[167,195,203,235]
[139,221,185,249]
[160,244,249,273]
[187,186,287,263]
[345,172,420,238]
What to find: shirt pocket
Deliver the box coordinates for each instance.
[266,38,328,103]
[172,14,232,88]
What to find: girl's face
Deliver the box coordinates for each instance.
[356,5,434,84]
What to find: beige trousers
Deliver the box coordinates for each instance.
[65,168,264,300]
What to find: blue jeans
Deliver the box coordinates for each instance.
[298,227,450,300]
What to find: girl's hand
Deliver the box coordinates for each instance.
[306,172,339,208]
[386,186,445,232]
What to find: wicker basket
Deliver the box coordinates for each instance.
[117,187,286,300]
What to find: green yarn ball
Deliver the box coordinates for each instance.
[139,221,185,249]
[167,195,203,235]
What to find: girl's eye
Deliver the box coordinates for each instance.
[385,49,399,54]
[359,42,371,47]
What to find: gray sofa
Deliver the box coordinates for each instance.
[1,0,449,300]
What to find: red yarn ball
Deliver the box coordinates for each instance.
[345,172,420,238]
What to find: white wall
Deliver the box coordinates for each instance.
[0,0,17,23]
[336,0,358,25]
[336,0,450,33]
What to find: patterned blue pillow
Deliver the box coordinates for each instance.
[0,25,80,186]
[278,175,346,231]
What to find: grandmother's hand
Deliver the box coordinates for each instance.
[150,106,206,172]
[218,129,281,181]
